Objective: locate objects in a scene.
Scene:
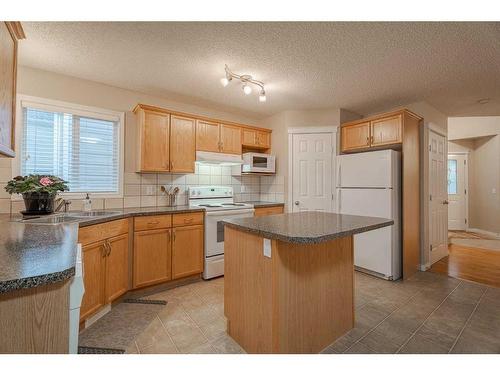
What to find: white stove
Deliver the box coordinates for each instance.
[188,186,254,279]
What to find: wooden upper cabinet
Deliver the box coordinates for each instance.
[0,22,25,158]
[104,233,129,303]
[196,120,220,153]
[170,115,195,173]
[256,131,270,148]
[242,129,257,147]
[341,122,371,152]
[242,129,271,149]
[371,114,402,147]
[220,124,242,154]
[137,109,170,172]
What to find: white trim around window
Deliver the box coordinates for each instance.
[13,95,125,200]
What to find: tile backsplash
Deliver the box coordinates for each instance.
[0,162,284,214]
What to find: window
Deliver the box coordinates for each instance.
[19,97,124,197]
[448,159,457,195]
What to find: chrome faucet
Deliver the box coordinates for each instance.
[55,198,72,213]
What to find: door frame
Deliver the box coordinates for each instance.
[287,126,338,212]
[448,152,469,231]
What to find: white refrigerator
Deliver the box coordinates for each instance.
[336,149,401,280]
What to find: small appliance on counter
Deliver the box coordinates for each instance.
[242,152,276,174]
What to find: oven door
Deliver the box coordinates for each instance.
[205,209,255,257]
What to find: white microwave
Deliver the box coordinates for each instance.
[242,152,276,173]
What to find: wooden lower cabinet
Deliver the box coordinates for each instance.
[133,228,172,288]
[254,206,284,217]
[105,233,129,303]
[80,241,106,320]
[172,225,204,279]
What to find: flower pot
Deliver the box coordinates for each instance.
[22,192,57,214]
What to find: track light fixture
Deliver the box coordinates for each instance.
[221,64,266,103]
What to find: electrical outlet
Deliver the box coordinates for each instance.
[241,185,246,193]
[146,186,155,195]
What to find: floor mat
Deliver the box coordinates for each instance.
[78,299,167,353]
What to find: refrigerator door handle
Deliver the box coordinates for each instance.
[336,160,341,187]
[336,189,341,213]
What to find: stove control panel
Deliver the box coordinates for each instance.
[188,186,233,199]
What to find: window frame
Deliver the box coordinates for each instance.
[14,95,125,200]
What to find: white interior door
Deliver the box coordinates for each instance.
[448,154,468,230]
[429,130,448,264]
[291,132,334,212]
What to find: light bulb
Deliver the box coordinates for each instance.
[259,90,267,102]
[220,77,229,87]
[243,84,252,95]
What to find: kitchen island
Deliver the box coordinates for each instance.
[223,211,393,354]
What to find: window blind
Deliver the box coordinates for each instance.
[21,106,120,194]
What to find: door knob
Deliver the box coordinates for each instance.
[294,201,299,206]
[443,200,449,205]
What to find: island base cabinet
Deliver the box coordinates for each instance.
[172,225,204,280]
[133,228,172,289]
[224,226,354,354]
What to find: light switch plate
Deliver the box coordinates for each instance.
[263,238,271,258]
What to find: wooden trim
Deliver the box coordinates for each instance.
[133,103,271,133]
[340,108,423,128]
[5,22,26,40]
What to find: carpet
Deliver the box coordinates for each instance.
[78,299,167,354]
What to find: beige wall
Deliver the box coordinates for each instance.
[260,108,361,209]
[0,66,264,213]
[448,116,500,235]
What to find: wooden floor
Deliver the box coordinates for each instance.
[430,243,500,288]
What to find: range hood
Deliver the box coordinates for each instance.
[195,151,243,166]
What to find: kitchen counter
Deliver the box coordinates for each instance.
[0,205,204,294]
[223,211,393,244]
[243,201,284,208]
[223,211,394,353]
[0,217,78,294]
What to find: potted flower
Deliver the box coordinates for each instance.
[5,175,69,214]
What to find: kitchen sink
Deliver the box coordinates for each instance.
[67,211,121,217]
[22,215,81,224]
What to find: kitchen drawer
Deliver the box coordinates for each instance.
[79,218,129,246]
[134,215,172,231]
[254,206,284,217]
[172,212,204,227]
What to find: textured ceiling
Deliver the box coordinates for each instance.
[19,22,500,119]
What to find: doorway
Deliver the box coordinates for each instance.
[288,127,336,212]
[447,153,468,230]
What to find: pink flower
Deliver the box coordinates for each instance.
[39,177,53,186]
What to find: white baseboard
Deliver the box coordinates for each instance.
[419,263,431,271]
[467,228,500,239]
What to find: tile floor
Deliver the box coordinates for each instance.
[124,271,500,354]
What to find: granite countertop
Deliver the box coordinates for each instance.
[0,218,79,294]
[223,211,393,244]
[0,201,285,294]
[244,201,285,208]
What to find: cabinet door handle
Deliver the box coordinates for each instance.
[106,241,112,256]
[184,218,193,223]
[171,160,174,170]
[366,136,370,145]
[147,221,160,226]
[173,229,176,242]
[101,243,107,258]
[371,135,374,144]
